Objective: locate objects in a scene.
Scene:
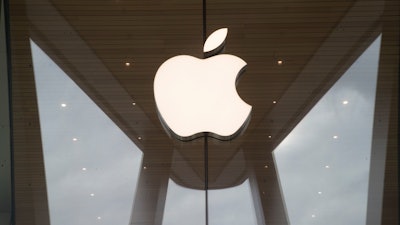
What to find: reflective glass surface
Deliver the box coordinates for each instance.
[7,0,398,224]
[162,178,257,225]
[31,40,143,225]
[208,179,257,225]
[162,179,206,225]
[274,35,381,224]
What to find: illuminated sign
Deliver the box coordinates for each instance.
[154,28,252,140]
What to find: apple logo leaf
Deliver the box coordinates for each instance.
[203,28,228,58]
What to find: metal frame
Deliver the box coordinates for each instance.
[0,0,13,224]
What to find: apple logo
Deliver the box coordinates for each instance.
[154,28,252,141]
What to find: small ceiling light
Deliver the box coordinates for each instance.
[82,167,87,171]
[311,214,316,218]
[272,100,277,104]
[97,216,102,220]
[61,103,67,108]
[325,165,330,169]
[264,165,269,168]
[277,60,283,65]
[138,136,142,140]
[268,135,272,138]
[132,102,136,106]
[125,62,131,66]
[333,135,338,139]
[318,191,322,195]
[143,166,147,170]
[342,100,349,105]
[72,138,78,141]
[90,193,95,197]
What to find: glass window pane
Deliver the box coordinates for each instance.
[31,40,143,225]
[273,35,381,224]
[209,179,258,225]
[162,179,206,225]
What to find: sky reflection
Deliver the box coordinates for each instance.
[31,40,143,225]
[162,179,257,225]
[273,35,381,225]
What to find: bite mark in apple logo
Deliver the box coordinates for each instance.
[154,28,252,141]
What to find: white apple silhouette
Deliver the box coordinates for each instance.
[154,28,252,141]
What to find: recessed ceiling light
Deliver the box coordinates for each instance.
[318,191,322,195]
[72,138,78,141]
[90,193,95,197]
[132,102,136,106]
[342,100,349,105]
[333,135,338,139]
[97,216,102,220]
[268,135,272,138]
[138,136,142,140]
[143,166,147,170]
[311,214,316,218]
[82,167,87,171]
[272,100,277,104]
[277,60,283,65]
[325,165,330,169]
[264,165,269,168]
[61,103,67,107]
[125,62,131,66]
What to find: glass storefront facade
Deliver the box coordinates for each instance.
[1,0,398,224]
